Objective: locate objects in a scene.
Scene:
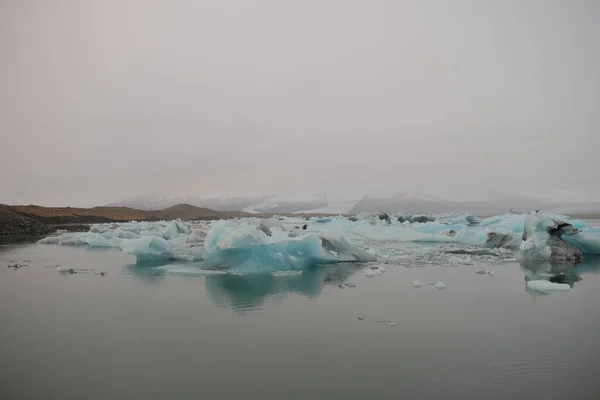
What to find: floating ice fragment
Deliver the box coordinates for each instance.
[375,320,398,326]
[411,280,423,288]
[156,265,228,276]
[271,270,303,277]
[433,281,447,290]
[364,265,386,277]
[526,280,571,292]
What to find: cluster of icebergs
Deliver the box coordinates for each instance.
[39,211,599,275]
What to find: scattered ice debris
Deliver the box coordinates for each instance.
[364,265,386,277]
[6,261,29,270]
[272,270,303,277]
[526,280,571,293]
[409,280,447,289]
[375,320,398,327]
[337,282,357,288]
[357,317,365,320]
[444,249,500,257]
[56,266,77,274]
[474,269,495,276]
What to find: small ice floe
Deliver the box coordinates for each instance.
[364,265,386,277]
[475,269,496,276]
[375,320,398,327]
[357,317,365,320]
[433,281,447,290]
[56,266,76,274]
[410,280,447,289]
[336,282,356,289]
[526,280,571,293]
[6,261,29,270]
[272,270,303,277]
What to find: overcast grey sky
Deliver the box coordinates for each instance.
[1,0,599,206]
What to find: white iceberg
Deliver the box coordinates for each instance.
[526,280,571,292]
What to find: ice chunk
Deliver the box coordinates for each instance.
[258,218,284,237]
[526,280,571,292]
[375,320,398,326]
[520,212,582,262]
[162,220,190,240]
[433,281,447,290]
[483,231,521,249]
[38,236,62,244]
[563,228,600,255]
[114,230,139,239]
[85,234,121,248]
[410,280,423,288]
[121,236,171,262]
[364,265,386,277]
[186,228,208,244]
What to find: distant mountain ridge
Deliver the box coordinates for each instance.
[4,203,227,224]
[349,193,600,216]
[105,192,600,217]
[107,194,328,214]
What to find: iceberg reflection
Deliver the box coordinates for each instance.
[204,263,364,311]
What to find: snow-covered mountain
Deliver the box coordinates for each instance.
[349,192,551,215]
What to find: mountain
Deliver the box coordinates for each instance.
[348,192,600,216]
[5,204,226,224]
[105,195,268,212]
[107,194,328,214]
[349,192,550,215]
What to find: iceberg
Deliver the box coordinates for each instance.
[201,220,375,273]
[520,212,582,262]
[36,210,597,273]
[120,236,172,261]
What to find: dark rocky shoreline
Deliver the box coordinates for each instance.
[0,217,55,237]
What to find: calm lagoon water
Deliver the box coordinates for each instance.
[1,239,600,399]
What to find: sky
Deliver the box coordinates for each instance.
[1,0,599,207]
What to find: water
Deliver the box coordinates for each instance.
[2,242,600,399]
